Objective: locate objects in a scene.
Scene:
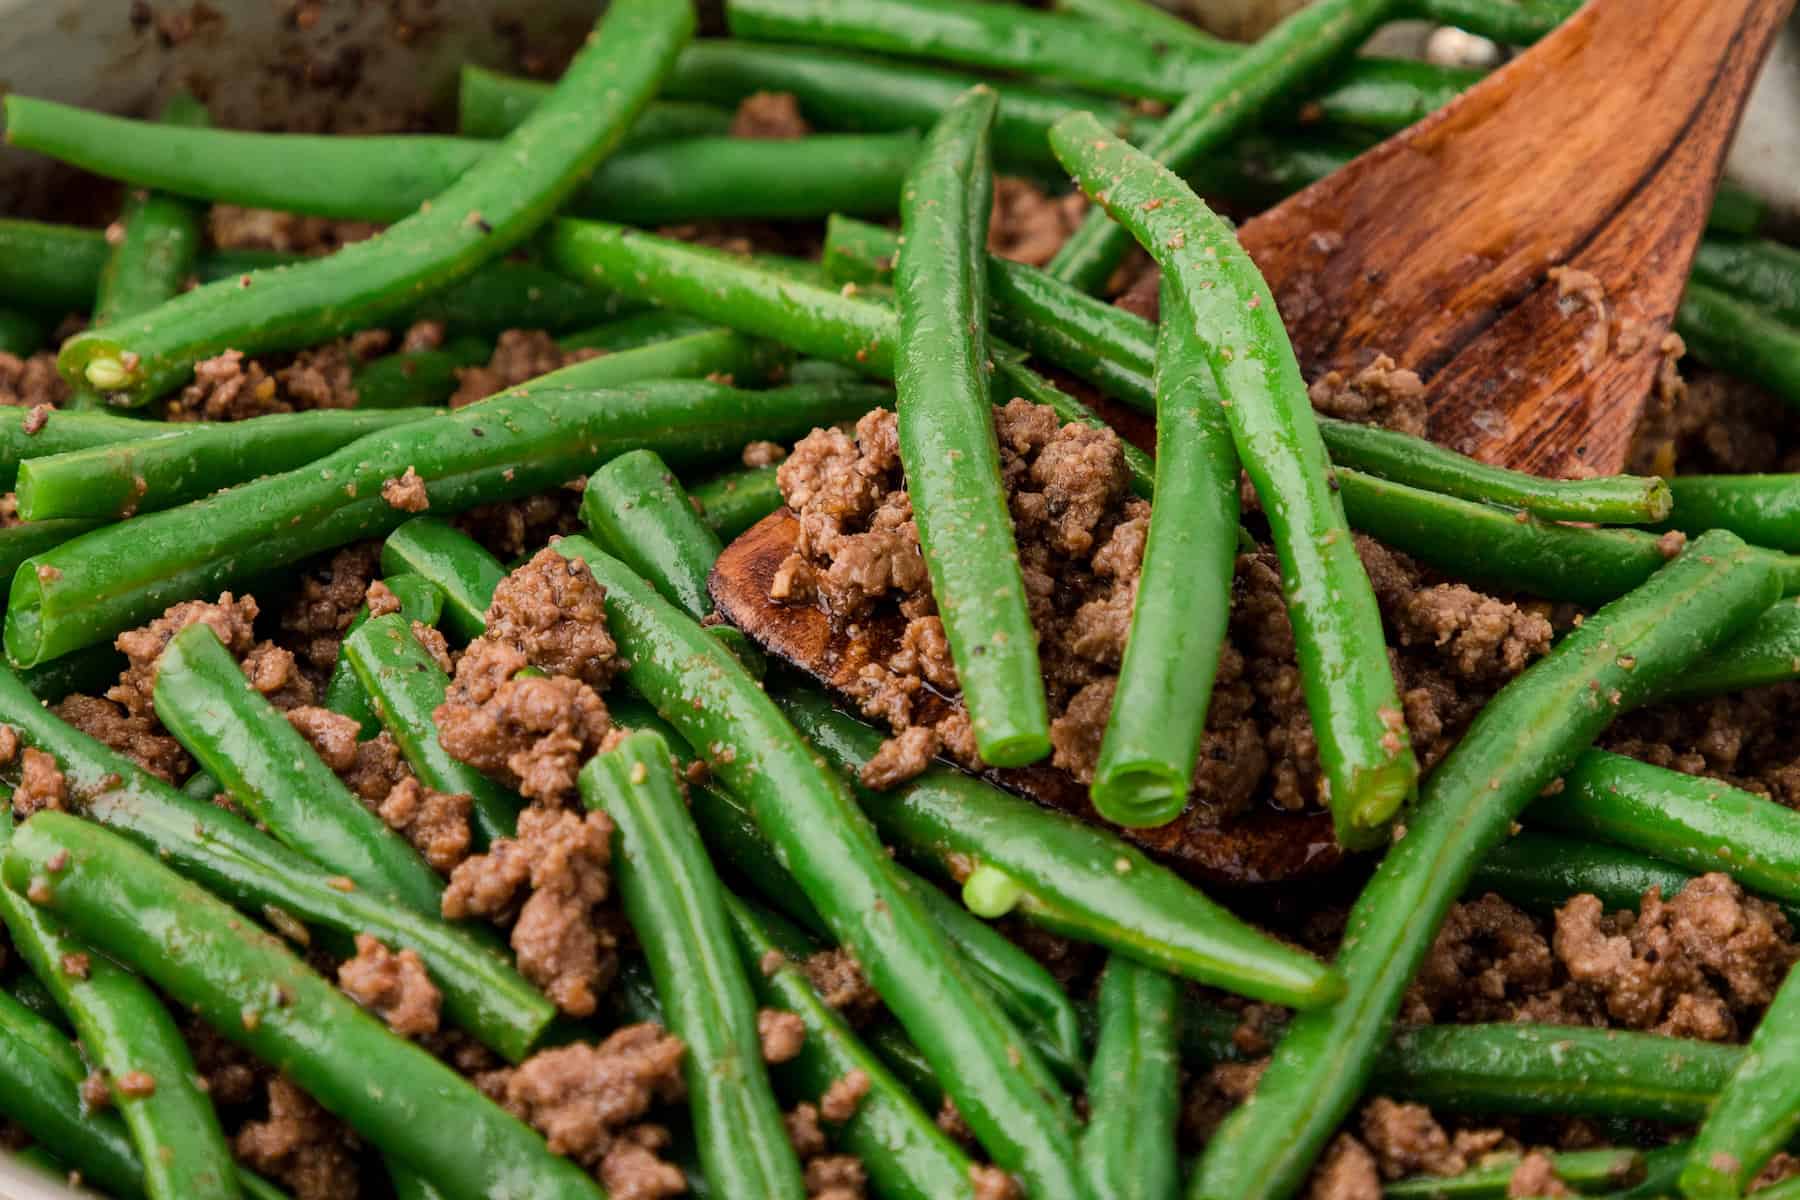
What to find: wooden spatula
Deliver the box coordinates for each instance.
[1241,0,1793,479]
[711,0,1792,884]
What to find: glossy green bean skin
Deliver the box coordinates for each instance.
[1092,278,1240,825]
[6,373,882,667]
[2,814,604,1200]
[1690,234,1800,326]
[1664,596,1800,699]
[1677,282,1800,411]
[0,520,103,586]
[17,407,436,521]
[582,448,722,621]
[350,337,489,410]
[1531,749,1800,904]
[153,623,445,914]
[1194,530,1781,1200]
[90,94,209,332]
[1658,474,1800,553]
[318,573,443,735]
[380,518,507,644]
[0,811,240,1200]
[1292,57,1481,133]
[686,466,783,542]
[558,536,1089,1199]
[778,688,1342,1007]
[1081,956,1181,1200]
[9,96,919,225]
[1048,0,1225,46]
[1320,417,1671,524]
[459,66,731,141]
[1386,1149,1640,1199]
[0,663,552,1060]
[557,310,720,355]
[56,0,693,406]
[0,219,112,314]
[344,614,520,845]
[1049,0,1403,292]
[584,734,805,1199]
[1408,0,1578,42]
[1470,831,1775,922]
[724,893,984,1200]
[896,87,1047,766]
[1053,112,1415,846]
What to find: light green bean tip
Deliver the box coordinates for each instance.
[961,864,1026,918]
[83,355,136,391]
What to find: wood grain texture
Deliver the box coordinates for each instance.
[710,509,1342,886]
[1239,0,1793,477]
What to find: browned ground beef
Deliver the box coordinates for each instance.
[336,934,441,1037]
[0,353,69,409]
[730,91,811,140]
[450,329,602,408]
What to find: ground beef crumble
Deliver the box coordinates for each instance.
[233,1075,362,1200]
[382,466,430,512]
[442,806,619,1017]
[278,544,381,675]
[988,177,1087,270]
[801,947,883,1026]
[759,1008,806,1064]
[772,403,1551,806]
[730,91,810,140]
[455,489,586,560]
[1307,355,1429,438]
[336,933,441,1037]
[787,1101,867,1200]
[0,352,69,410]
[450,329,602,408]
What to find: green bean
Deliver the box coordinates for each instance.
[1594,1143,1690,1200]
[0,307,46,356]
[1470,831,1781,921]
[686,466,784,541]
[895,87,1047,766]
[583,732,804,1200]
[0,811,240,1200]
[1663,596,1800,699]
[1407,0,1580,43]
[1709,184,1771,238]
[1656,474,1800,553]
[557,535,1088,1198]
[459,64,731,141]
[1091,277,1239,825]
[558,310,721,355]
[1529,749,1800,905]
[398,259,638,336]
[1053,112,1416,846]
[344,613,520,846]
[724,893,984,1200]
[582,448,723,621]
[90,94,209,332]
[318,573,444,735]
[1386,1149,1640,1199]
[1048,0,1403,292]
[0,219,112,314]
[152,622,445,914]
[0,520,104,586]
[6,372,884,667]
[1321,417,1671,524]
[16,407,437,521]
[778,688,1342,1007]
[0,663,553,1060]
[1747,1171,1800,1200]
[380,517,508,643]
[1048,0,1226,48]
[55,0,694,406]
[1192,530,1780,1200]
[8,96,920,225]
[1081,956,1181,1200]
[350,336,489,410]
[1,813,605,1200]
[18,643,126,706]
[1677,281,1800,411]
[1690,234,1800,326]
[1291,57,1481,133]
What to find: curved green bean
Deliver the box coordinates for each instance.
[1,813,605,1200]
[0,811,239,1200]
[1048,0,1403,292]
[153,622,446,914]
[686,466,784,542]
[582,448,722,621]
[778,688,1342,1008]
[16,407,436,521]
[1053,111,1416,846]
[90,94,209,332]
[724,892,984,1200]
[1092,278,1239,825]
[583,732,805,1200]
[1690,234,1800,326]
[380,518,508,644]
[1531,749,1800,904]
[1658,474,1800,553]
[0,663,553,1060]
[6,372,883,667]
[1321,417,1671,524]
[896,86,1047,766]
[1192,530,1781,1200]
[55,0,693,405]
[318,573,444,735]
[1387,1148,1640,1199]
[1081,956,1181,1200]
[557,535,1088,1199]
[459,65,730,141]
[1664,596,1800,699]
[1677,281,1800,411]
[8,96,919,225]
[343,612,519,845]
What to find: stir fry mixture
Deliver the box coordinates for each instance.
[0,1,1798,1199]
